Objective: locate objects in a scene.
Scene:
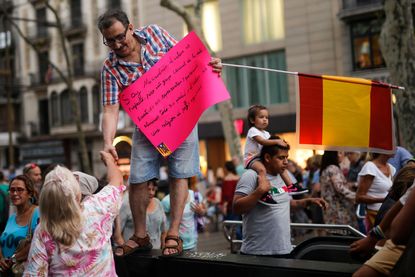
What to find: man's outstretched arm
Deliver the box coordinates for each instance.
[102,103,120,160]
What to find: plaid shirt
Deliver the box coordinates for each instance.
[100,24,177,106]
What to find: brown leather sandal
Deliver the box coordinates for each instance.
[114,234,152,257]
[162,235,183,257]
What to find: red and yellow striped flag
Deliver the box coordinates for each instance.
[297,73,395,153]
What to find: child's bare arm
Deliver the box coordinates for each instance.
[280,170,293,187]
[253,136,287,147]
[250,160,267,176]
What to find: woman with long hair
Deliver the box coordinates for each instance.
[24,152,124,276]
[356,153,395,233]
[0,175,39,274]
[320,151,357,227]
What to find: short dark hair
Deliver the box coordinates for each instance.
[97,9,130,32]
[320,151,339,172]
[247,104,267,128]
[224,161,237,175]
[389,163,415,200]
[260,135,290,162]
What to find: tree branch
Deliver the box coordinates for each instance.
[1,1,92,173]
[0,7,69,85]
[159,0,243,161]
[160,0,212,53]
[380,0,415,152]
[160,0,196,32]
[45,1,74,82]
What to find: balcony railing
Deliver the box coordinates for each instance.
[28,68,100,87]
[339,0,383,20]
[62,17,87,39]
[29,72,48,87]
[27,25,51,46]
[342,0,382,9]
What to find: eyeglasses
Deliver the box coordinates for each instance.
[9,188,27,194]
[103,27,128,47]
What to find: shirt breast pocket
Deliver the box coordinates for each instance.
[146,47,170,66]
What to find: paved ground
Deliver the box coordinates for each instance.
[197,224,231,252]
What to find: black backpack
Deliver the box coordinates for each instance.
[0,190,9,233]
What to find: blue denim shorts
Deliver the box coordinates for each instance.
[129,126,200,184]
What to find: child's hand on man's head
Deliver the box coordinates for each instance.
[275,139,288,147]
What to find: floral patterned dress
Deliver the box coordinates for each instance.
[320,165,358,228]
[23,185,125,277]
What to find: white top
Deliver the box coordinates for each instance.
[400,183,414,205]
[244,127,270,164]
[24,185,125,277]
[358,161,395,210]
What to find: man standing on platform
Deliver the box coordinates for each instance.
[233,137,327,257]
[98,10,222,257]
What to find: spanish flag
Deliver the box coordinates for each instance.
[297,73,395,153]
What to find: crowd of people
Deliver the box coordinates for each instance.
[0,7,413,277]
[0,144,413,275]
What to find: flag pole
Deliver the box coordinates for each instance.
[221,63,298,76]
[221,63,405,91]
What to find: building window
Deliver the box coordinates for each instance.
[51,91,60,126]
[38,99,50,135]
[71,43,84,76]
[79,87,88,123]
[61,89,73,124]
[92,85,101,125]
[38,51,49,85]
[342,0,382,9]
[70,0,82,27]
[108,0,121,9]
[223,51,288,108]
[36,7,48,38]
[351,18,385,70]
[183,1,222,52]
[243,0,285,44]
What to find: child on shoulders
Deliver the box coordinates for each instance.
[244,105,308,199]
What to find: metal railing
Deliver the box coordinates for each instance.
[223,220,366,253]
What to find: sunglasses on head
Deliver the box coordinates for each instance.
[23,163,39,174]
[25,163,38,169]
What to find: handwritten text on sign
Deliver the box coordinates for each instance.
[120,31,230,156]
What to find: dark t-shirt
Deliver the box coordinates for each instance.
[0,189,9,233]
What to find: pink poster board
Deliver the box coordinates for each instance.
[120,31,230,157]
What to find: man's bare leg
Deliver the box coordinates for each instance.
[115,182,149,255]
[163,178,189,255]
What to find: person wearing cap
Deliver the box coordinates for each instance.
[73,171,99,201]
